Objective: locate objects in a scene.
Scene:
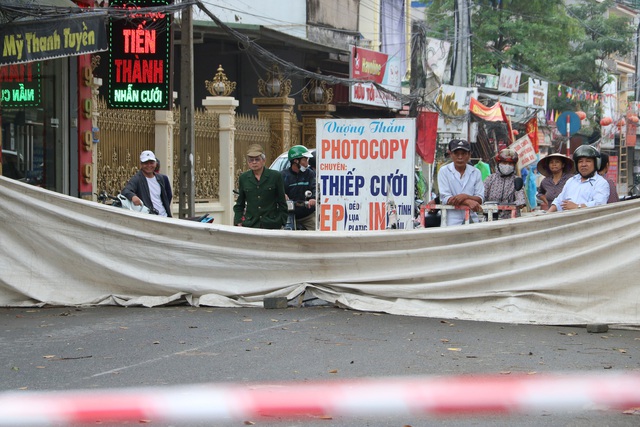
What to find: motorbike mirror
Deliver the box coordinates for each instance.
[514,177,524,191]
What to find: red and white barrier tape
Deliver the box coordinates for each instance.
[2,373,640,425]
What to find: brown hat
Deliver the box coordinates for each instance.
[537,153,574,177]
[246,144,264,157]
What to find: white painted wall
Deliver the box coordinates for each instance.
[359,0,380,50]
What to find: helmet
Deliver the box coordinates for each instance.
[288,145,313,162]
[495,148,518,164]
[572,145,601,170]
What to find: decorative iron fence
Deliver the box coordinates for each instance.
[95,97,155,197]
[172,108,221,201]
[96,98,273,205]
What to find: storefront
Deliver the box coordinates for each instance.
[0,0,107,197]
[2,60,69,190]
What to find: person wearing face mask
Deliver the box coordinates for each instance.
[281,145,317,230]
[483,148,526,219]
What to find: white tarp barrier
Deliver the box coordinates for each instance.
[1,176,640,326]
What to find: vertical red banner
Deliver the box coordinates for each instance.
[78,55,93,198]
[416,111,438,164]
[525,117,539,153]
[500,104,514,145]
[626,122,637,147]
[78,0,96,198]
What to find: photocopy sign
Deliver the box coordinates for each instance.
[316,118,415,231]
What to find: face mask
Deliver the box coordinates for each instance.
[299,166,307,173]
[498,164,515,175]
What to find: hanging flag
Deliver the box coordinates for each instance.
[469,98,504,121]
[416,111,438,164]
[525,117,539,153]
[499,103,514,145]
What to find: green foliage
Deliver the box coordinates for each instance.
[472,0,578,78]
[423,0,637,114]
[424,0,578,80]
[553,0,635,93]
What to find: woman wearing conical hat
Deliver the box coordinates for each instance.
[536,153,574,210]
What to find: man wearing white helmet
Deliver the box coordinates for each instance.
[547,145,609,212]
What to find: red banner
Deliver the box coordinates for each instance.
[469,98,503,121]
[500,104,514,145]
[416,111,438,164]
[626,122,637,147]
[351,46,388,84]
[525,117,539,153]
[469,98,514,145]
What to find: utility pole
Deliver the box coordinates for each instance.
[178,1,195,218]
[635,19,640,104]
[451,0,470,87]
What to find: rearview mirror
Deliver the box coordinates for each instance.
[514,177,524,191]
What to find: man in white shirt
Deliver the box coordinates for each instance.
[548,145,609,212]
[121,150,172,217]
[437,139,484,226]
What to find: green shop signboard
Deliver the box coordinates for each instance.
[108,0,173,110]
[0,62,41,107]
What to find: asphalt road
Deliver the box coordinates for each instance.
[1,304,639,426]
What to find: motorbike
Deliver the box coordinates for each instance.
[97,191,214,223]
[97,191,157,214]
[623,183,640,201]
[284,190,313,230]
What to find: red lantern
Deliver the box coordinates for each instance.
[629,115,639,124]
[576,111,586,120]
[600,117,613,126]
[512,130,519,136]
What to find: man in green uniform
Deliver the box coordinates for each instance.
[233,144,288,229]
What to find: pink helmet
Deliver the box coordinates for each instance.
[495,148,518,164]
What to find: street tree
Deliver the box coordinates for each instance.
[423,0,578,82]
[552,0,636,114]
